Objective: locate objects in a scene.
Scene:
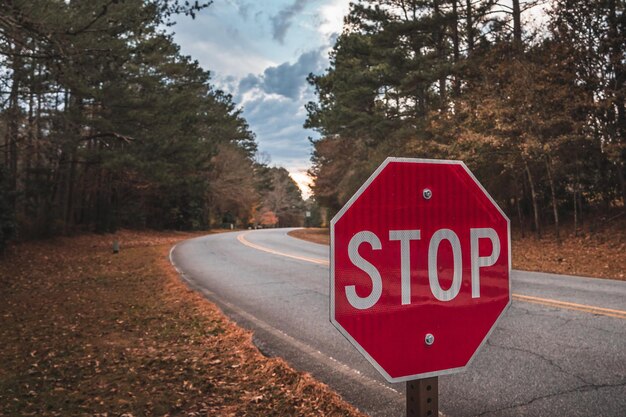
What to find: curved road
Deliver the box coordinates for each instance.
[170,228,626,417]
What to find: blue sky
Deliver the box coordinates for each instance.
[172,0,351,197]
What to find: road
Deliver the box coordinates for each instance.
[170,228,626,417]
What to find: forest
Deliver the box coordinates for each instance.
[0,0,305,249]
[306,0,625,240]
[2,0,624,250]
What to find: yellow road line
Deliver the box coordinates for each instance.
[237,232,330,266]
[512,294,626,319]
[237,232,626,320]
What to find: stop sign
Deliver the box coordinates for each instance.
[331,158,510,382]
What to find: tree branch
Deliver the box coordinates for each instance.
[81,132,136,144]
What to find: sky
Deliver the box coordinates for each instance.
[171,0,352,198]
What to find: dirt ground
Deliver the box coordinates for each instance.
[288,218,626,281]
[0,230,364,417]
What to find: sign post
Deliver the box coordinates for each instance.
[406,377,438,417]
[330,158,511,413]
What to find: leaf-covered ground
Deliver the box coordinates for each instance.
[289,217,626,281]
[0,231,364,417]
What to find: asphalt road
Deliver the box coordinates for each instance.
[170,228,626,417]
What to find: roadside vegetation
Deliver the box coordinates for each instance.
[0,1,306,251]
[305,0,625,240]
[0,230,364,417]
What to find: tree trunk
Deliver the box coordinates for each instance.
[512,0,522,50]
[63,92,84,233]
[434,0,446,106]
[573,184,578,237]
[64,152,78,231]
[466,0,474,53]
[524,160,541,239]
[58,89,75,234]
[617,163,626,210]
[24,80,36,217]
[515,175,525,238]
[516,195,525,238]
[5,45,22,211]
[608,0,626,208]
[452,0,461,98]
[578,186,584,229]
[545,155,560,243]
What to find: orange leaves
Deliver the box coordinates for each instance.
[259,210,279,227]
[0,230,365,417]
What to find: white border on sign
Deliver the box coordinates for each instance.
[329,157,512,383]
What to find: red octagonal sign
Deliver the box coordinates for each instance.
[331,158,510,382]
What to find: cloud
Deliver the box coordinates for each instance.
[234,0,252,20]
[226,47,330,196]
[270,0,312,43]
[238,73,260,92]
[238,48,325,100]
[171,0,351,198]
[262,49,323,98]
[173,12,274,78]
[236,90,313,166]
[316,0,350,39]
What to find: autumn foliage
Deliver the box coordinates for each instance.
[0,231,363,416]
[306,0,625,239]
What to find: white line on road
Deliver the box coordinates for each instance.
[169,242,402,398]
